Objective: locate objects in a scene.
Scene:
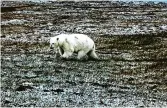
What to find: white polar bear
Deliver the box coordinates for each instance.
[50,34,98,60]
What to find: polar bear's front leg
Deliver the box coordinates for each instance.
[61,41,74,59]
[58,47,64,56]
[62,51,73,59]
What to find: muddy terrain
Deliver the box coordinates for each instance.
[1,1,167,107]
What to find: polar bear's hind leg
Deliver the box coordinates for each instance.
[87,50,98,60]
[77,50,87,60]
[87,44,98,60]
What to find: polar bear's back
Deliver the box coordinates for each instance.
[68,34,94,45]
[57,34,94,51]
[57,33,93,43]
[69,33,93,41]
[59,33,90,39]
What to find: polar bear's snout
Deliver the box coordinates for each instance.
[50,43,54,51]
[50,46,53,50]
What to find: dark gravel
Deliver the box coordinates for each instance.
[1,1,167,107]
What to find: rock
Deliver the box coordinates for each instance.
[1,19,29,25]
[4,98,12,104]
[15,85,34,91]
[51,89,64,93]
[160,25,167,31]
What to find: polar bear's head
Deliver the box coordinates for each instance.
[50,37,59,50]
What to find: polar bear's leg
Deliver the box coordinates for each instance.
[61,40,74,59]
[77,50,87,60]
[87,50,98,60]
[62,51,73,59]
[58,47,64,56]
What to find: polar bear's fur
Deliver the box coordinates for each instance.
[50,34,98,60]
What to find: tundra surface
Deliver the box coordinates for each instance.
[1,1,167,107]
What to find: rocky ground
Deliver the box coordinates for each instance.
[1,1,167,107]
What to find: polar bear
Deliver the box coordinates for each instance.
[50,34,98,60]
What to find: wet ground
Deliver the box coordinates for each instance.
[1,1,167,107]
